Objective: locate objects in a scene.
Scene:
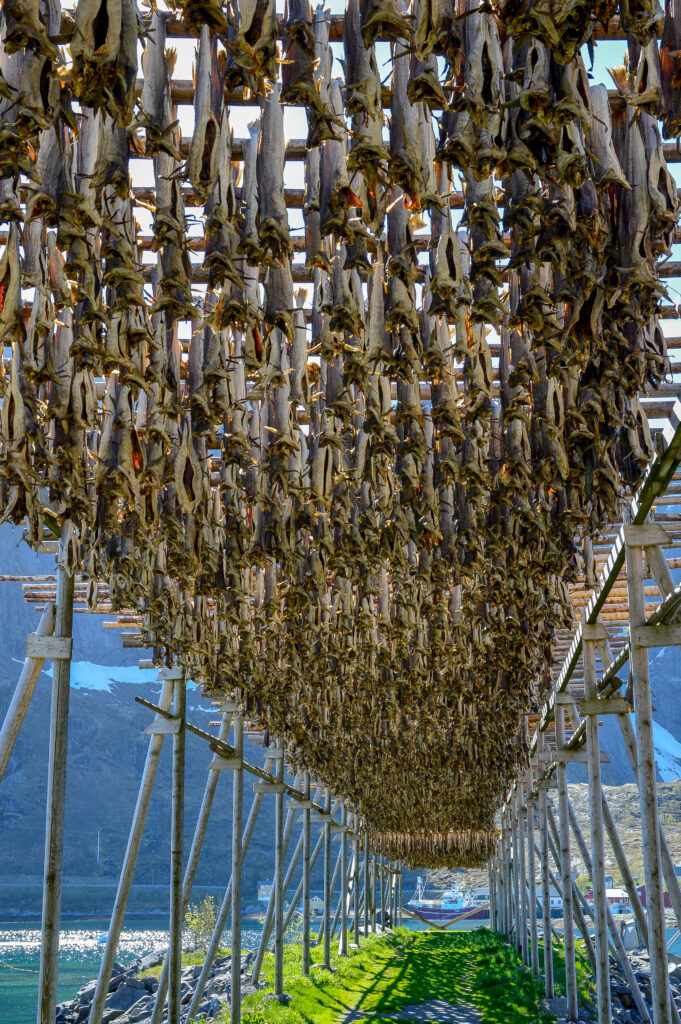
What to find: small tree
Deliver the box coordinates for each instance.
[184,895,218,953]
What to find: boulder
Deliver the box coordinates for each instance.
[76,979,98,1003]
[141,973,159,993]
[138,951,164,972]
[105,980,150,1013]
[265,992,293,1005]
[112,995,153,1024]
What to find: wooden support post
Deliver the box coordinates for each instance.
[567,801,653,1024]
[274,745,285,996]
[518,788,528,966]
[618,711,681,932]
[376,854,382,930]
[168,672,185,1024]
[302,772,311,975]
[37,536,74,1024]
[372,852,378,932]
[364,832,370,936]
[626,535,672,1024]
[89,677,175,1024]
[526,768,539,976]
[511,797,521,953]
[230,712,244,1024]
[398,869,402,927]
[149,709,234,1024]
[583,634,611,1024]
[544,821,598,974]
[327,844,345,940]
[602,791,649,943]
[323,788,332,965]
[250,765,302,985]
[353,815,360,946]
[186,757,274,1022]
[339,806,348,955]
[538,739,554,998]
[504,807,513,936]
[0,604,55,785]
[282,820,328,934]
[555,704,578,1022]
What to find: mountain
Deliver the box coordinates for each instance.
[0,518,422,919]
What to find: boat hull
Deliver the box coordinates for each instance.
[406,903,489,923]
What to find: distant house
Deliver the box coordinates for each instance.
[258,881,273,903]
[637,884,673,909]
[584,888,630,913]
[310,895,324,914]
[535,885,562,913]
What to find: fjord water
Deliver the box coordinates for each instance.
[0,916,435,1022]
[0,918,267,1024]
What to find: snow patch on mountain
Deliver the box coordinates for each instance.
[653,722,681,781]
[43,661,158,692]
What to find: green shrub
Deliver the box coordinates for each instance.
[242,1012,267,1024]
[184,894,218,953]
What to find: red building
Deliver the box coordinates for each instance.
[637,884,672,909]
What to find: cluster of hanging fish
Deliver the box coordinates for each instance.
[0,0,678,864]
[371,829,498,869]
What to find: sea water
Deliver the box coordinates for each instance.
[0,918,265,1024]
[0,915,441,1023]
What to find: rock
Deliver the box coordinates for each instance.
[113,995,153,1024]
[141,973,159,993]
[213,955,230,969]
[138,951,164,972]
[76,979,98,1003]
[182,963,202,980]
[106,980,151,1013]
[265,992,293,1005]
[206,996,222,1017]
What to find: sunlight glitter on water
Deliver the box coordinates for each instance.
[0,925,170,956]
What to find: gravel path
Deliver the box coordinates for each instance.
[339,998,482,1022]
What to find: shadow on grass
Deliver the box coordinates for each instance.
[236,928,568,1024]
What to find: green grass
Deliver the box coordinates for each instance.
[229,929,562,1024]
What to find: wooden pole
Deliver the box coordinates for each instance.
[323,788,332,965]
[544,827,598,974]
[626,536,672,1024]
[186,756,274,1021]
[282,822,328,933]
[567,800,653,1024]
[231,711,244,1024]
[37,535,74,1024]
[372,853,378,932]
[149,709,234,1024]
[617,710,681,932]
[340,805,348,955]
[317,834,343,947]
[0,603,55,785]
[364,832,370,936]
[250,767,302,984]
[398,868,402,927]
[582,632,611,1024]
[89,676,175,1024]
[274,744,285,996]
[526,767,539,976]
[511,797,521,953]
[353,814,360,946]
[601,791,649,942]
[518,788,528,965]
[554,704,578,1022]
[168,671,185,1024]
[302,771,311,975]
[538,746,554,997]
